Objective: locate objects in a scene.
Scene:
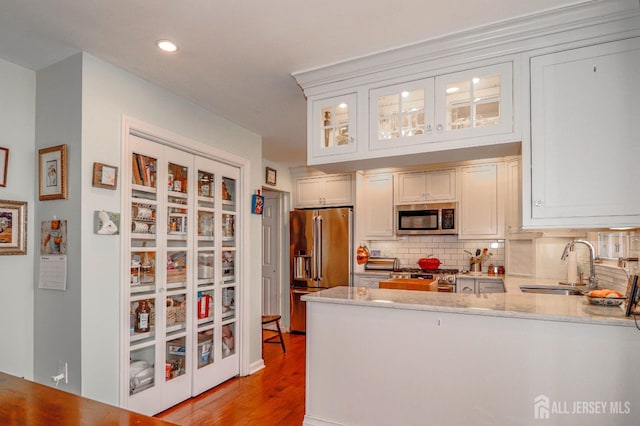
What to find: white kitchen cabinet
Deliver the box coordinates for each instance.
[527,37,640,228]
[370,62,514,150]
[361,173,394,239]
[506,158,521,232]
[457,276,504,294]
[295,174,353,208]
[459,162,506,239]
[395,169,456,204]
[308,93,358,161]
[124,134,241,415]
[456,277,476,294]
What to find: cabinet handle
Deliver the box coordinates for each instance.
[349,137,355,144]
[534,200,544,207]
[436,124,444,133]
[426,124,432,134]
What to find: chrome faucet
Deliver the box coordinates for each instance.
[561,240,599,289]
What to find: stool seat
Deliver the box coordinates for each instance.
[261,315,286,353]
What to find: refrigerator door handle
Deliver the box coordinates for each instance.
[312,215,319,281]
[316,215,324,281]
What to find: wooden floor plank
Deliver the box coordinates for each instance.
[156,333,305,425]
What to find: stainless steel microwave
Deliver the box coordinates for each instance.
[396,202,457,235]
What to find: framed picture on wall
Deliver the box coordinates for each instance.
[0,199,27,255]
[265,167,277,186]
[39,144,68,200]
[0,147,8,187]
[92,162,118,189]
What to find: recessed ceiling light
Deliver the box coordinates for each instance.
[338,103,347,109]
[446,87,459,94]
[401,91,410,98]
[472,77,480,84]
[156,40,178,53]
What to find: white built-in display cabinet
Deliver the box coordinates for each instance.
[123,133,241,415]
[308,93,358,161]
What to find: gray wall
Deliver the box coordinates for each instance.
[0,58,35,379]
[34,53,83,393]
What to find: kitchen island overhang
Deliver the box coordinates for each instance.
[302,286,639,426]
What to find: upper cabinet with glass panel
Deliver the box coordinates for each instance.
[309,93,358,159]
[370,62,513,150]
[435,62,513,141]
[370,78,435,149]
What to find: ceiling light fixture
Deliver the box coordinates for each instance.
[446,87,459,94]
[401,91,410,98]
[339,103,347,109]
[472,77,480,84]
[156,40,178,53]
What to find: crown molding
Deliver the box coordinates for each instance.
[292,0,640,95]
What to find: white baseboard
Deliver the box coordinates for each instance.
[303,415,345,426]
[249,359,265,375]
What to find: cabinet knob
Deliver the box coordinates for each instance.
[534,200,544,207]
[426,124,433,134]
[349,137,355,144]
[436,124,444,133]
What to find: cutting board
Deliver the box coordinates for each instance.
[378,278,437,291]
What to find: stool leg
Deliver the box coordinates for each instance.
[276,319,286,353]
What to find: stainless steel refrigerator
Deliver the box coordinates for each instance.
[290,207,352,333]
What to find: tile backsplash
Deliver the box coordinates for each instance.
[368,235,504,272]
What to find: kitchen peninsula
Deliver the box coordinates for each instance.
[302,285,640,425]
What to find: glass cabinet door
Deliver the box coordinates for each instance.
[310,93,358,159]
[129,148,159,397]
[435,62,513,140]
[220,175,237,359]
[370,78,435,149]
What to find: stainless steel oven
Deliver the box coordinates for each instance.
[396,202,457,235]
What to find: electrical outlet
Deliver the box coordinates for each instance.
[52,361,68,385]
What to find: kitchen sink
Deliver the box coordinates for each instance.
[519,285,584,296]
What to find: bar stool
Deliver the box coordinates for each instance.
[261,315,286,353]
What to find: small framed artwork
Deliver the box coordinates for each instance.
[265,167,277,186]
[0,199,27,255]
[0,147,8,187]
[252,193,264,215]
[39,144,68,201]
[94,210,120,235]
[92,162,118,190]
[41,219,67,255]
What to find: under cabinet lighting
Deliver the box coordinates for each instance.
[156,40,178,53]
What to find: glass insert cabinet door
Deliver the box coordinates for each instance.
[124,133,242,414]
[370,78,436,149]
[310,93,358,158]
[434,62,513,140]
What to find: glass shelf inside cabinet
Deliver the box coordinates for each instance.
[129,346,155,395]
[166,337,186,381]
[166,293,187,335]
[130,298,156,343]
[130,252,156,293]
[321,103,350,148]
[377,89,425,140]
[167,250,187,290]
[222,250,235,283]
[197,329,214,369]
[221,322,236,359]
[197,251,214,284]
[446,74,501,130]
[131,153,157,193]
[221,177,236,212]
[222,286,235,321]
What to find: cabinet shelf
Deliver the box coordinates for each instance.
[130,328,155,345]
[130,284,156,295]
[165,324,186,336]
[132,184,157,194]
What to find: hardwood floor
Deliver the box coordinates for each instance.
[156,333,306,425]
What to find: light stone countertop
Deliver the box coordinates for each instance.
[302,280,637,327]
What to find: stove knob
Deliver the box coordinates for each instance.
[447,276,455,283]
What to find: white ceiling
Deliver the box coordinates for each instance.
[0,0,586,166]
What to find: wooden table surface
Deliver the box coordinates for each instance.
[0,372,175,425]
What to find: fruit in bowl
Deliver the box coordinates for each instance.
[586,289,625,306]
